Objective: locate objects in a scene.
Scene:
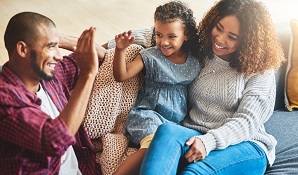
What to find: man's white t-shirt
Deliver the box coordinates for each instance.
[36,84,82,175]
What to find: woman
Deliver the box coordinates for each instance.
[137,0,285,174]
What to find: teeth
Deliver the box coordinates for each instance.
[215,43,224,49]
[48,63,55,69]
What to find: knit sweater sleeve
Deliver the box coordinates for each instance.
[197,69,276,155]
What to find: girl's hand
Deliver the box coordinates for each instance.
[185,137,207,163]
[115,30,135,50]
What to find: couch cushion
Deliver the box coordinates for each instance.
[274,22,291,110]
[83,44,144,139]
[264,110,298,174]
[274,65,287,110]
[285,19,298,111]
[83,44,143,175]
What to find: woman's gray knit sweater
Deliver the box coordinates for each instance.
[182,55,277,166]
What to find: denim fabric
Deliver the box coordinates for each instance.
[140,123,267,175]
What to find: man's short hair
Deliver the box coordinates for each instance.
[4,12,56,55]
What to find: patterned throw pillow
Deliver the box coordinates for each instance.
[285,19,298,111]
[83,44,144,138]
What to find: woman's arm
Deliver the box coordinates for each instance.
[198,69,276,155]
[59,33,106,60]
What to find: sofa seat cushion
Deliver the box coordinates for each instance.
[265,110,298,174]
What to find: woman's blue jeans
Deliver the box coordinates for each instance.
[140,123,268,175]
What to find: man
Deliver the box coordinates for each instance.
[0,12,105,174]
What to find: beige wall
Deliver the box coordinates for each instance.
[0,0,297,65]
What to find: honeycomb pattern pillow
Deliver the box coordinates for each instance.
[285,19,298,111]
[83,44,144,139]
[96,133,138,175]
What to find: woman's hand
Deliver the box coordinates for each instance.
[185,137,207,163]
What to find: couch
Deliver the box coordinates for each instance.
[0,20,297,175]
[83,20,298,175]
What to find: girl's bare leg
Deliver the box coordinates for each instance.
[113,148,147,175]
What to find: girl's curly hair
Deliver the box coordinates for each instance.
[197,0,285,76]
[150,1,199,55]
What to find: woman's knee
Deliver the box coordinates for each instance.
[156,123,179,135]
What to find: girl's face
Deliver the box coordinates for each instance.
[154,20,187,58]
[211,15,240,61]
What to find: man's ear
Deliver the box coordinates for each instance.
[16,41,29,58]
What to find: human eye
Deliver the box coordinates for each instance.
[48,42,58,49]
[228,35,238,40]
[216,24,222,31]
[168,35,177,39]
[155,33,162,37]
[228,34,239,41]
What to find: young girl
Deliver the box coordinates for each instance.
[112,1,200,175]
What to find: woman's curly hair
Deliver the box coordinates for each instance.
[197,0,285,76]
[150,1,199,55]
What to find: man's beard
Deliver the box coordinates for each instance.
[30,50,54,81]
